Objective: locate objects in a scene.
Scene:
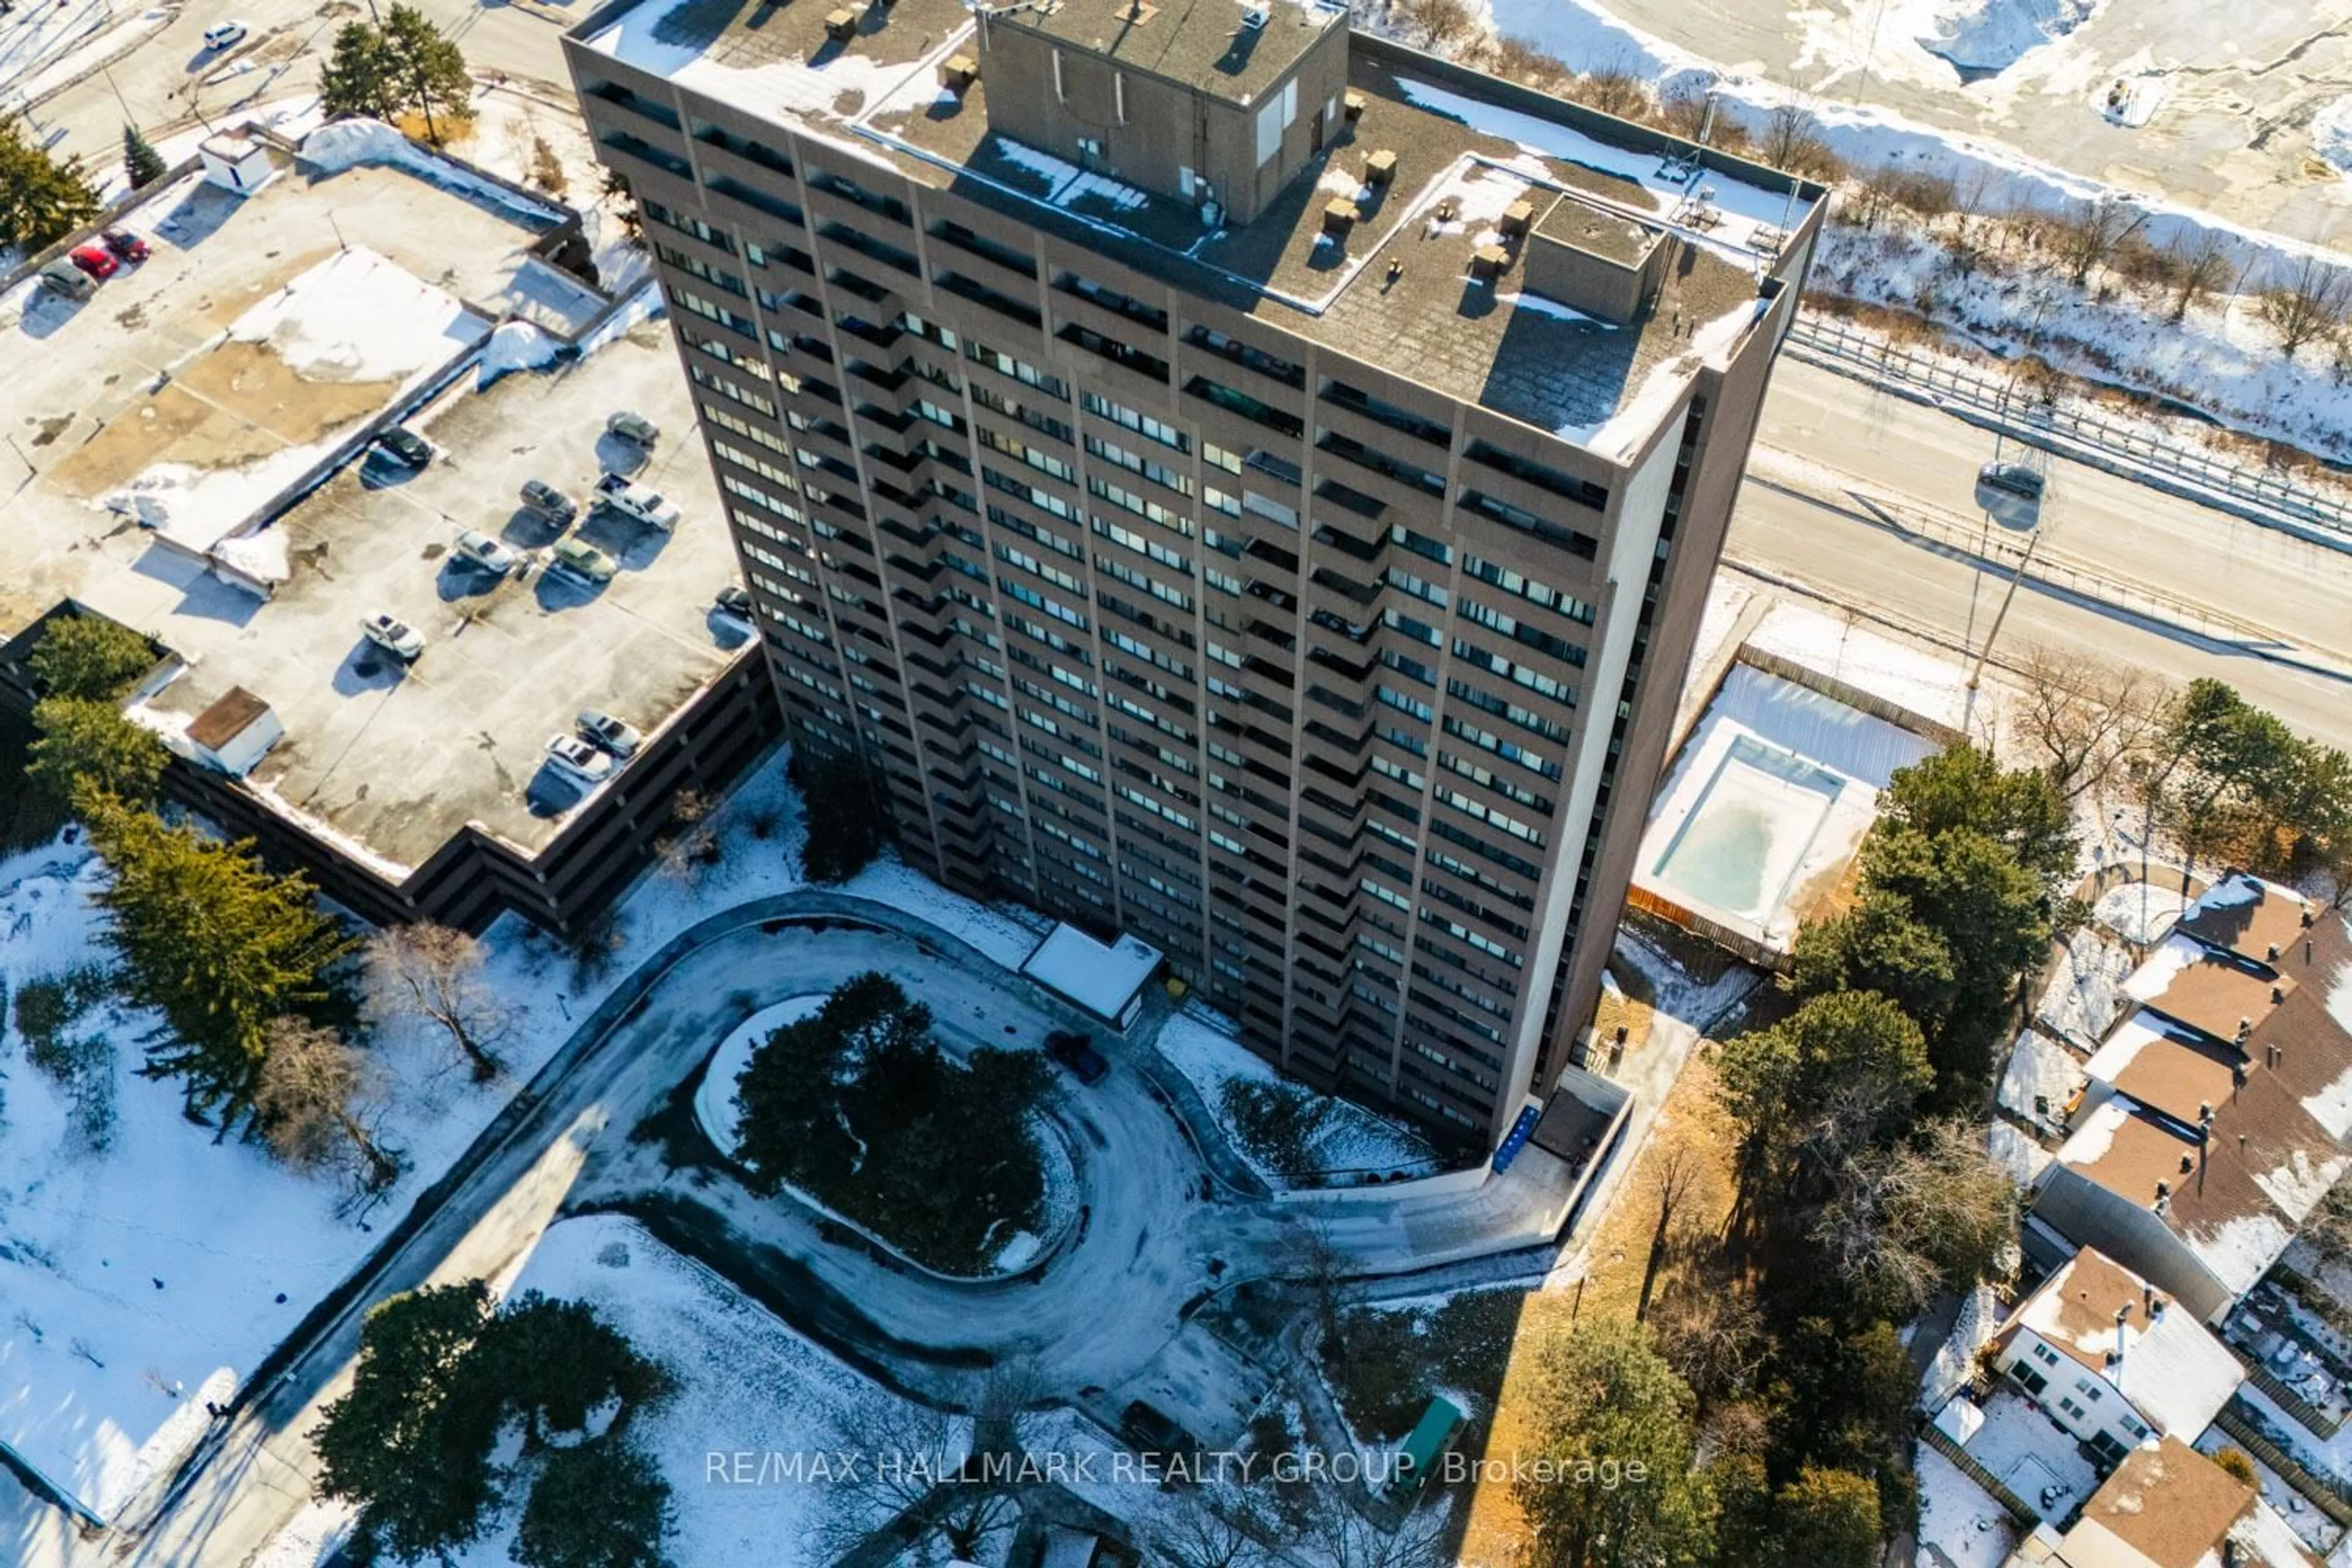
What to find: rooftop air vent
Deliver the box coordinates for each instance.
[1240,4,1270,29]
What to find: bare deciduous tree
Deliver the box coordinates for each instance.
[255,1016,404,1191]
[1150,1490,1281,1568]
[1812,1119,2015,1319]
[1651,1281,1768,1415]
[2260,256,2352,358]
[1281,1484,1450,1568]
[2167,230,2236,322]
[2014,645,2169,805]
[1636,1142,1698,1322]
[364,922,507,1082]
[1759,100,1839,179]
[1570,58,1655,123]
[2050,196,2149,287]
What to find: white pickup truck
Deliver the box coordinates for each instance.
[594,472,681,531]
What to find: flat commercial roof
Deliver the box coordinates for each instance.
[995,0,1344,102]
[1020,923,1164,1020]
[578,1,1817,453]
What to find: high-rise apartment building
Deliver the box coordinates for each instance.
[567,0,1824,1145]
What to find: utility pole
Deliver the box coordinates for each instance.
[1966,516,2050,698]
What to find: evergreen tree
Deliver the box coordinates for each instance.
[0,117,100,251]
[380,4,472,144]
[514,1439,674,1568]
[83,796,359,1124]
[1769,1466,1882,1568]
[29,614,156,700]
[122,124,167,190]
[314,1283,506,1564]
[27,698,169,806]
[475,1292,671,1452]
[792,745,889,883]
[1515,1317,1716,1567]
[318,21,405,123]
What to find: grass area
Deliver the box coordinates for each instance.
[1451,1052,1749,1566]
[1325,1287,1530,1444]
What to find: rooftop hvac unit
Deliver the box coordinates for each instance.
[1240,4,1270,29]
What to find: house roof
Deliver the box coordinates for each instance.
[2084,1011,2243,1134]
[2124,932,2294,1047]
[185,685,271,751]
[2175,873,2316,970]
[2063,1438,2252,1568]
[1996,1246,2244,1439]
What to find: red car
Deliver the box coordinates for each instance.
[67,245,118,281]
[101,229,149,262]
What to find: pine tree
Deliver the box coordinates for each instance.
[380,4,472,145]
[29,614,157,701]
[318,21,405,123]
[27,697,170,806]
[0,117,101,252]
[122,124,167,191]
[82,796,360,1125]
[515,1439,673,1568]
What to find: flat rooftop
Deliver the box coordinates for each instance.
[135,314,746,871]
[579,2,1816,453]
[997,0,1344,102]
[0,138,745,873]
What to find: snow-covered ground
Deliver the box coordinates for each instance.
[1960,1389,2103,1521]
[690,996,827,1156]
[0,0,159,101]
[1743,592,1977,735]
[258,1213,946,1568]
[1916,1439,2021,1567]
[1998,1028,2085,1131]
[2093,880,2190,947]
[1155,1009,1436,1185]
[2,741,1340,1524]
[2035,924,2137,1049]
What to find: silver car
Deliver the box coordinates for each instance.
[453,529,522,575]
[606,410,660,447]
[576,708,643,758]
[543,733,613,786]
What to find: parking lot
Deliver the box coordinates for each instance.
[143,315,745,870]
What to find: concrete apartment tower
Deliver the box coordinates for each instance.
[566,0,1825,1147]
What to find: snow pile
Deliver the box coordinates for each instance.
[1909,0,2102,77]
[477,320,562,385]
[298,119,563,224]
[229,246,478,383]
[2312,96,2352,181]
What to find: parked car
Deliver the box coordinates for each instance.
[1044,1030,1109,1085]
[543,733,613,786]
[201,20,249,49]
[100,229,150,262]
[605,410,660,446]
[358,612,425,662]
[452,528,522,575]
[714,584,753,619]
[67,245,118,281]
[1977,461,2045,500]
[375,428,433,469]
[518,478,578,524]
[575,707,643,758]
[37,261,94,301]
[594,472,680,530]
[549,537,616,584]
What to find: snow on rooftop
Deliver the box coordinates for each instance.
[2083,1009,2199,1090]
[2122,931,2214,1007]
[1020,922,1162,1022]
[992,139,1156,213]
[2059,1093,2138,1168]
[2015,1255,2245,1439]
[584,0,944,122]
[298,119,564,224]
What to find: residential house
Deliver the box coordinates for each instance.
[2006,1436,2320,1568]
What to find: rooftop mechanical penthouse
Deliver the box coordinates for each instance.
[564,0,1825,1145]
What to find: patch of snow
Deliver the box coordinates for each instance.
[2037,927,2138,1049]
[1741,595,1970,731]
[2081,1009,2195,1092]
[2120,932,2214,1007]
[1922,1284,2003,1409]
[1963,1389,2102,1521]
[231,246,476,383]
[1155,1009,1434,1183]
[440,1214,949,1566]
[2057,1094,2135,1167]
[2315,96,2352,182]
[1999,1028,2085,1128]
[1916,1439,2019,1566]
[993,139,1156,213]
[1909,0,2103,76]
[298,119,563,225]
[1498,290,1614,326]
[586,0,961,124]
[1988,1120,2052,1186]
[478,320,562,384]
[2095,881,2190,946]
[211,527,292,586]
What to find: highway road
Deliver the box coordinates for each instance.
[1732,358,2352,750]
